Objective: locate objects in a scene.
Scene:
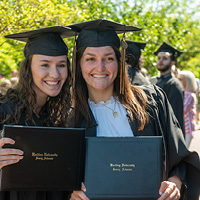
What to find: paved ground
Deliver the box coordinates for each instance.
[189,127,200,156]
[188,127,200,200]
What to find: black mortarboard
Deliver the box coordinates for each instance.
[68,19,142,94]
[68,19,141,49]
[5,26,75,58]
[154,42,182,59]
[126,40,146,61]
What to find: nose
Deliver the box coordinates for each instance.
[49,66,60,78]
[96,59,105,72]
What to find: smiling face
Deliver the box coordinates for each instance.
[80,46,118,101]
[31,54,68,101]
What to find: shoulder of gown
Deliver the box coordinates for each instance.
[138,84,200,198]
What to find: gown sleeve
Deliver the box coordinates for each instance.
[150,85,200,199]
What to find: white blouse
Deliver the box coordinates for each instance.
[88,96,134,137]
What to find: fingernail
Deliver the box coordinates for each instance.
[159,192,162,195]
[83,188,86,192]
[19,151,24,154]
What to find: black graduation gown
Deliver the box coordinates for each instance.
[156,72,185,136]
[80,85,200,200]
[0,102,69,200]
[127,67,151,86]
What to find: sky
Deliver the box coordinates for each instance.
[119,0,200,20]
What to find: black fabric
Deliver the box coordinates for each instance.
[68,19,141,49]
[127,67,151,86]
[68,19,141,34]
[76,28,121,49]
[0,101,43,131]
[23,33,68,58]
[154,42,182,58]
[0,101,70,200]
[126,40,146,62]
[156,72,185,136]
[80,84,200,200]
[4,26,74,42]
[5,26,73,58]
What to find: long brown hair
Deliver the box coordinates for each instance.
[0,55,71,127]
[74,46,149,131]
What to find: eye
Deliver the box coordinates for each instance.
[41,64,49,67]
[86,57,94,61]
[108,57,114,60]
[58,64,67,68]
[105,57,114,62]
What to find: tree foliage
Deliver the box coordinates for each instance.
[0,0,200,77]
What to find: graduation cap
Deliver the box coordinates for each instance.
[154,42,182,60]
[68,19,142,94]
[68,19,141,49]
[5,26,75,58]
[126,40,146,62]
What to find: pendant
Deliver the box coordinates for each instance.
[113,111,118,118]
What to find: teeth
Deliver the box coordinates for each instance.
[46,81,58,85]
[92,75,107,78]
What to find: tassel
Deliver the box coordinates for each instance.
[72,34,77,98]
[120,33,128,94]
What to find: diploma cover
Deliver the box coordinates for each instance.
[84,137,163,200]
[1,125,85,191]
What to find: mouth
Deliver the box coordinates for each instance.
[45,81,60,86]
[92,74,107,78]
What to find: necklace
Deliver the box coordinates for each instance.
[101,99,118,118]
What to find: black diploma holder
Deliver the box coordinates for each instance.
[84,136,163,200]
[1,125,85,191]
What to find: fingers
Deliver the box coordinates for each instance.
[158,181,180,200]
[81,182,86,192]
[0,138,15,148]
[70,191,89,200]
[70,183,89,200]
[0,138,24,170]
[0,159,22,169]
[0,153,24,169]
[0,148,24,156]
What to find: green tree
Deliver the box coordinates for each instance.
[0,0,200,78]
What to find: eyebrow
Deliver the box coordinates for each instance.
[84,52,115,56]
[39,60,67,63]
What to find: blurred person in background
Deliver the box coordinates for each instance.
[0,73,6,80]
[178,71,197,148]
[125,40,150,86]
[140,67,149,79]
[195,78,200,127]
[154,42,185,136]
[0,79,12,96]
[9,77,19,88]
[11,69,19,78]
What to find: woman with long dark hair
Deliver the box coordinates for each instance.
[0,26,72,200]
[69,19,200,200]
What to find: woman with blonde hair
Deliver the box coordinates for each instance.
[178,70,197,147]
